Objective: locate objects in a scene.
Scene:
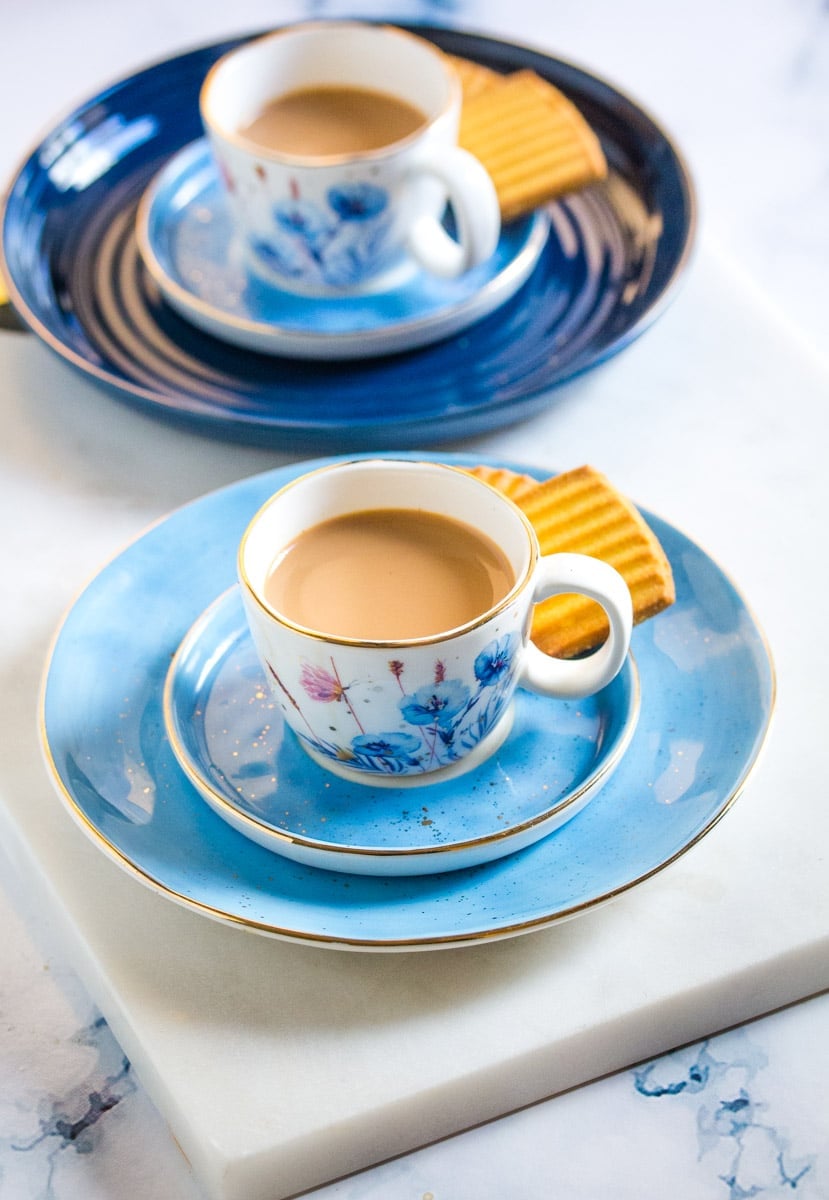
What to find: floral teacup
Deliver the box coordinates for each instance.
[238,459,633,785]
[200,22,500,295]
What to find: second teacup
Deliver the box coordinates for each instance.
[238,459,633,783]
[200,22,501,295]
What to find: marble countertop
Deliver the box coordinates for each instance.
[1,1,827,1197]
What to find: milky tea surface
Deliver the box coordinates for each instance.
[239,86,427,156]
[264,509,515,640]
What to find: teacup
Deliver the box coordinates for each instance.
[238,460,633,784]
[199,22,501,295]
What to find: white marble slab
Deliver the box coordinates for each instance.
[3,858,826,1199]
[1,237,827,1199]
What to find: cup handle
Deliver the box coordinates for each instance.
[519,553,634,699]
[405,145,501,277]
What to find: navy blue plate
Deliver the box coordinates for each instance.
[40,454,773,951]
[1,27,695,448]
[137,139,550,360]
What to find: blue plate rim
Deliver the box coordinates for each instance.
[37,453,774,951]
[0,24,697,447]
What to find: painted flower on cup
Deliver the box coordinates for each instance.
[249,232,312,280]
[299,659,366,734]
[249,180,393,287]
[267,633,520,776]
[326,182,388,222]
[351,732,423,768]
[474,635,515,686]
[399,679,470,728]
[300,661,346,703]
[274,196,333,240]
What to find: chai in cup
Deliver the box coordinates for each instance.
[238,85,428,157]
[200,23,501,294]
[264,507,515,640]
[238,460,633,784]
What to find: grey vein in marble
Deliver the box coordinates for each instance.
[633,1030,817,1198]
[3,1017,136,1200]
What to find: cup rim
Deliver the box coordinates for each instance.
[237,458,540,648]
[200,21,461,167]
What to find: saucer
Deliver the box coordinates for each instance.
[40,453,775,951]
[1,27,695,447]
[163,587,640,876]
[136,139,550,361]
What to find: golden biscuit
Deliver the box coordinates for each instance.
[465,463,542,506]
[446,53,504,100]
[457,68,607,221]
[472,464,675,658]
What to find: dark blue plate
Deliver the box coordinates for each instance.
[1,27,695,449]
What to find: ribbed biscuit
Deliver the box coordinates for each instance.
[472,464,675,658]
[457,68,608,221]
[446,53,503,100]
[465,463,541,506]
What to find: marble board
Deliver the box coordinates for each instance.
[2,245,828,1200]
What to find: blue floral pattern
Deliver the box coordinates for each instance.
[328,182,388,221]
[633,1032,817,1197]
[265,633,520,776]
[400,678,470,727]
[249,177,393,287]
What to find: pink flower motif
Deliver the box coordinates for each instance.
[300,662,344,703]
[389,658,406,694]
[217,159,236,194]
[299,658,366,734]
[434,660,446,684]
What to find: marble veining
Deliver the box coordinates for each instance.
[1,874,825,1200]
[2,1014,136,1199]
[634,1033,817,1198]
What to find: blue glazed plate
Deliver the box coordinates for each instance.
[1,27,695,449]
[163,587,640,876]
[40,454,774,951]
[136,139,550,360]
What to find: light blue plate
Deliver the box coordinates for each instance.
[136,139,550,360]
[163,587,640,876]
[40,454,775,951]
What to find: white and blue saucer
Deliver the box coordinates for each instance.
[136,139,550,361]
[163,587,640,877]
[40,454,775,951]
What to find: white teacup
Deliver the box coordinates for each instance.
[199,22,501,295]
[238,460,633,784]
